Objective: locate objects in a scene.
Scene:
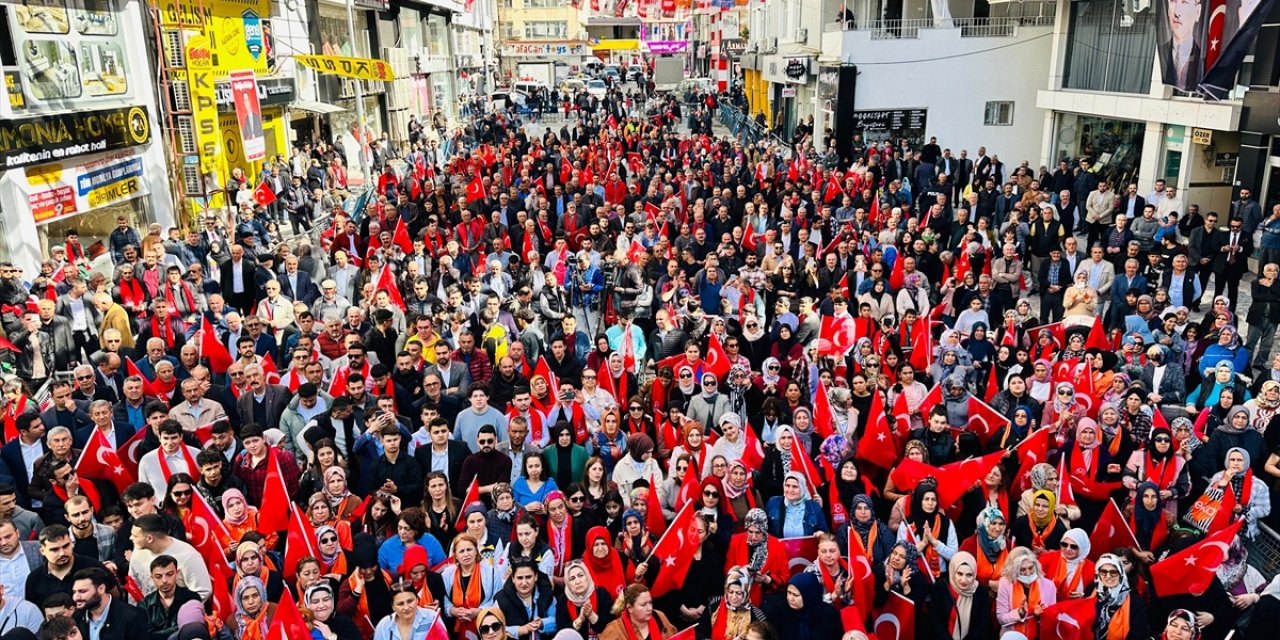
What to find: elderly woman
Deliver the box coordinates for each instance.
[1090,553,1149,640]
[1198,323,1250,375]
[1011,489,1069,553]
[1188,447,1271,538]
[958,507,1009,592]
[761,573,843,640]
[996,547,1056,638]
[1063,270,1099,323]
[706,567,767,639]
[764,472,827,538]
[929,551,992,640]
[1039,528,1094,601]
[598,584,677,640]
[1186,361,1251,413]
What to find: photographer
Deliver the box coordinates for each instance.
[568,252,604,337]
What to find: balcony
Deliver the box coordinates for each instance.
[822,15,1053,39]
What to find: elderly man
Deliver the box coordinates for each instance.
[70,364,115,405]
[74,399,135,450]
[167,378,227,435]
[235,364,290,429]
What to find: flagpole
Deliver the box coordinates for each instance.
[642,500,693,566]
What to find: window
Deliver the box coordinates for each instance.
[524,21,567,39]
[1063,0,1156,94]
[984,101,1014,126]
[523,0,559,7]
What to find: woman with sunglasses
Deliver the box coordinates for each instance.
[440,534,501,636]
[308,493,354,551]
[162,473,196,523]
[371,579,445,640]
[314,523,351,581]
[1088,553,1149,640]
[1039,528,1093,601]
[598,584,676,640]
[1122,427,1190,516]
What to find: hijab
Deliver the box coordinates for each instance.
[724,460,751,500]
[234,575,268,640]
[1027,463,1056,492]
[315,525,341,565]
[761,357,783,385]
[701,373,720,399]
[786,571,826,638]
[1094,554,1130,631]
[562,560,598,606]
[1133,481,1163,546]
[1061,529,1091,574]
[222,489,249,526]
[784,471,811,505]
[948,551,979,640]
[677,366,698,394]
[583,526,625,596]
[975,507,1006,563]
[323,466,352,508]
[849,494,876,536]
[627,433,654,464]
[1030,489,1057,528]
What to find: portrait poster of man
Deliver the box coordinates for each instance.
[230,69,266,161]
[1157,0,1276,98]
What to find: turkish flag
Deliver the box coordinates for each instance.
[1012,427,1053,492]
[788,435,822,492]
[868,195,881,226]
[257,448,291,533]
[200,316,232,374]
[741,422,765,469]
[1204,0,1227,69]
[117,426,149,480]
[1056,455,1077,507]
[889,253,905,290]
[76,429,135,494]
[392,216,414,254]
[872,591,915,640]
[267,588,310,640]
[375,265,406,312]
[838,273,850,300]
[649,502,699,597]
[282,368,302,392]
[465,175,485,202]
[185,489,233,556]
[284,503,319,579]
[846,529,877,618]
[455,477,480,531]
[207,550,235,620]
[742,224,758,252]
[1089,499,1139,561]
[645,473,666,534]
[890,451,1004,508]
[675,459,701,510]
[534,356,559,394]
[704,333,731,380]
[1150,519,1243,597]
[781,536,818,577]
[857,389,899,470]
[1038,596,1097,640]
[125,356,158,398]
[424,618,449,640]
[253,181,276,207]
[812,380,835,440]
[818,315,859,358]
[966,397,1008,444]
[907,319,933,372]
[1084,314,1109,352]
[644,202,661,227]
[984,363,999,402]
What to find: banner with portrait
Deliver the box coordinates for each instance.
[1156,0,1277,99]
[229,70,265,161]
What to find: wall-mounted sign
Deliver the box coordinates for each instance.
[781,86,796,98]
[849,108,928,146]
[229,70,265,162]
[295,54,395,81]
[187,34,224,177]
[214,76,295,110]
[501,42,590,57]
[1191,128,1213,145]
[20,148,150,224]
[0,105,151,170]
[1215,152,1239,167]
[645,41,688,54]
[784,56,809,81]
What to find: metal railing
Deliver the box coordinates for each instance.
[825,15,1055,38]
[718,103,794,152]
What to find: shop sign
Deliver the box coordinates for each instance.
[501,43,590,57]
[0,105,151,170]
[1215,152,1239,167]
[158,0,275,78]
[352,0,390,9]
[20,148,150,225]
[1191,128,1213,145]
[781,86,796,97]
[784,56,809,80]
[7,0,135,112]
[645,41,688,54]
[215,76,296,109]
[187,34,226,177]
[723,41,746,56]
[295,54,396,81]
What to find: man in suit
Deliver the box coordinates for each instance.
[167,378,228,434]
[40,381,93,435]
[1110,258,1149,329]
[1038,246,1070,324]
[1076,244,1116,319]
[1114,183,1147,223]
[0,517,43,598]
[235,363,290,429]
[954,149,974,202]
[425,342,472,399]
[219,244,260,314]
[1160,0,1203,92]
[883,151,908,185]
[1215,216,1253,312]
[278,255,318,307]
[93,293,134,353]
[0,413,47,509]
[133,338,179,381]
[55,278,100,363]
[1188,212,1223,299]
[70,364,116,405]
[74,400,136,450]
[71,566,148,640]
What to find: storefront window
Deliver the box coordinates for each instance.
[1062,0,1155,95]
[426,13,449,56]
[1053,114,1146,187]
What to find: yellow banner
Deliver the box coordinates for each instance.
[162,0,271,78]
[187,35,226,179]
[294,54,395,82]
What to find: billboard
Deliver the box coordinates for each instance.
[186,34,226,179]
[6,0,136,113]
[19,148,151,225]
[0,105,151,170]
[229,70,265,161]
[1156,0,1278,99]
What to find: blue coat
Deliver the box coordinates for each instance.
[764,496,828,538]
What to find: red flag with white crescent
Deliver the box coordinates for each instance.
[1088,499,1139,561]
[1149,519,1243,597]
[455,477,480,531]
[872,591,915,640]
[76,429,135,494]
[780,536,818,577]
[1038,596,1097,640]
[649,502,699,597]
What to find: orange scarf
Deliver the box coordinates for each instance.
[1104,598,1131,640]
[975,548,1007,585]
[1029,515,1057,551]
[913,516,943,578]
[1009,579,1042,640]
[450,566,484,635]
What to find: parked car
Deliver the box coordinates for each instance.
[585,79,607,98]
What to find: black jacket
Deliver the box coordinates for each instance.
[1248,277,1280,325]
[74,597,149,640]
[927,579,993,640]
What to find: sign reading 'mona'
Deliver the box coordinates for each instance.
[0,106,151,170]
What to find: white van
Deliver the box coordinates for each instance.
[512,81,548,97]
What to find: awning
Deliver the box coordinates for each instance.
[592,39,640,51]
[291,100,346,114]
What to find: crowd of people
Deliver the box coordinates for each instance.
[3,81,1280,640]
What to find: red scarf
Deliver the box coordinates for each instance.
[548,514,574,577]
[164,281,197,316]
[66,241,85,263]
[1144,453,1180,491]
[2,397,27,442]
[156,445,199,481]
[151,316,175,349]
[118,277,145,308]
[53,477,101,511]
[620,613,664,640]
[550,402,588,444]
[1215,470,1254,532]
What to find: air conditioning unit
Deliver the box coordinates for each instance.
[767,37,777,51]
[795,28,807,41]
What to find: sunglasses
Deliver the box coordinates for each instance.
[478,623,504,635]
[1153,437,1171,443]
[569,495,584,503]
[703,490,720,498]
[171,489,192,497]
[1060,542,1077,550]
[75,375,94,381]
[320,536,338,544]
[680,373,693,379]
[478,438,496,445]
[629,406,643,411]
